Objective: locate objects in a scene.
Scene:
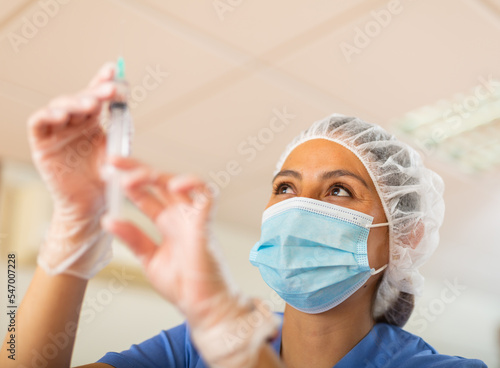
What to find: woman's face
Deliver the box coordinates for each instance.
[266,138,389,271]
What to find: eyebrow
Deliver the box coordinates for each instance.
[272,169,369,189]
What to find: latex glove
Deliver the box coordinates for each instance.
[28,63,117,279]
[103,157,279,367]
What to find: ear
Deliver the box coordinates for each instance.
[407,220,425,249]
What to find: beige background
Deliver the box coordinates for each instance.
[0,0,499,366]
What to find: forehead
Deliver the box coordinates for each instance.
[279,138,378,191]
[281,139,366,172]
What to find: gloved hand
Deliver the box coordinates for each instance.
[103,157,280,368]
[28,63,117,279]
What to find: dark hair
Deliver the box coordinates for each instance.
[375,292,415,327]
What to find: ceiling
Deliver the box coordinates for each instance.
[0,0,499,294]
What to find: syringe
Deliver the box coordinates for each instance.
[106,57,134,218]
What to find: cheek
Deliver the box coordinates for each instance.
[264,197,277,210]
[265,193,292,210]
[367,228,390,268]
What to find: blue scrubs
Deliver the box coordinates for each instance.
[98,314,486,367]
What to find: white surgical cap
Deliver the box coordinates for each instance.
[274,114,445,324]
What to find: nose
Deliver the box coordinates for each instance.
[296,181,323,201]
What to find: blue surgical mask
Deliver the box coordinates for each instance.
[249,197,388,314]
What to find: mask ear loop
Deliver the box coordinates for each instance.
[365,222,390,228]
[370,264,388,275]
[364,221,390,275]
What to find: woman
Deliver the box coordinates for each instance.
[0,64,486,367]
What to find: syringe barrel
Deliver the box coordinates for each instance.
[107,107,133,157]
[105,77,133,218]
[107,78,133,156]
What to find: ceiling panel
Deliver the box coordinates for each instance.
[278,0,500,123]
[0,0,31,26]
[0,0,246,162]
[0,0,238,113]
[136,0,370,56]
[134,70,328,180]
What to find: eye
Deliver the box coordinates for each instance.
[329,185,352,197]
[273,182,295,195]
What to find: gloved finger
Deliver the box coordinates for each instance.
[47,95,100,128]
[86,81,118,101]
[75,80,119,117]
[42,94,100,135]
[118,166,173,220]
[123,186,166,222]
[46,83,115,129]
[112,157,177,204]
[88,62,115,89]
[48,94,96,112]
[121,166,173,192]
[66,82,117,129]
[28,107,70,140]
[65,81,116,131]
[28,84,116,141]
[50,81,116,112]
[168,175,213,220]
[109,156,152,171]
[101,215,157,267]
[168,175,205,201]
